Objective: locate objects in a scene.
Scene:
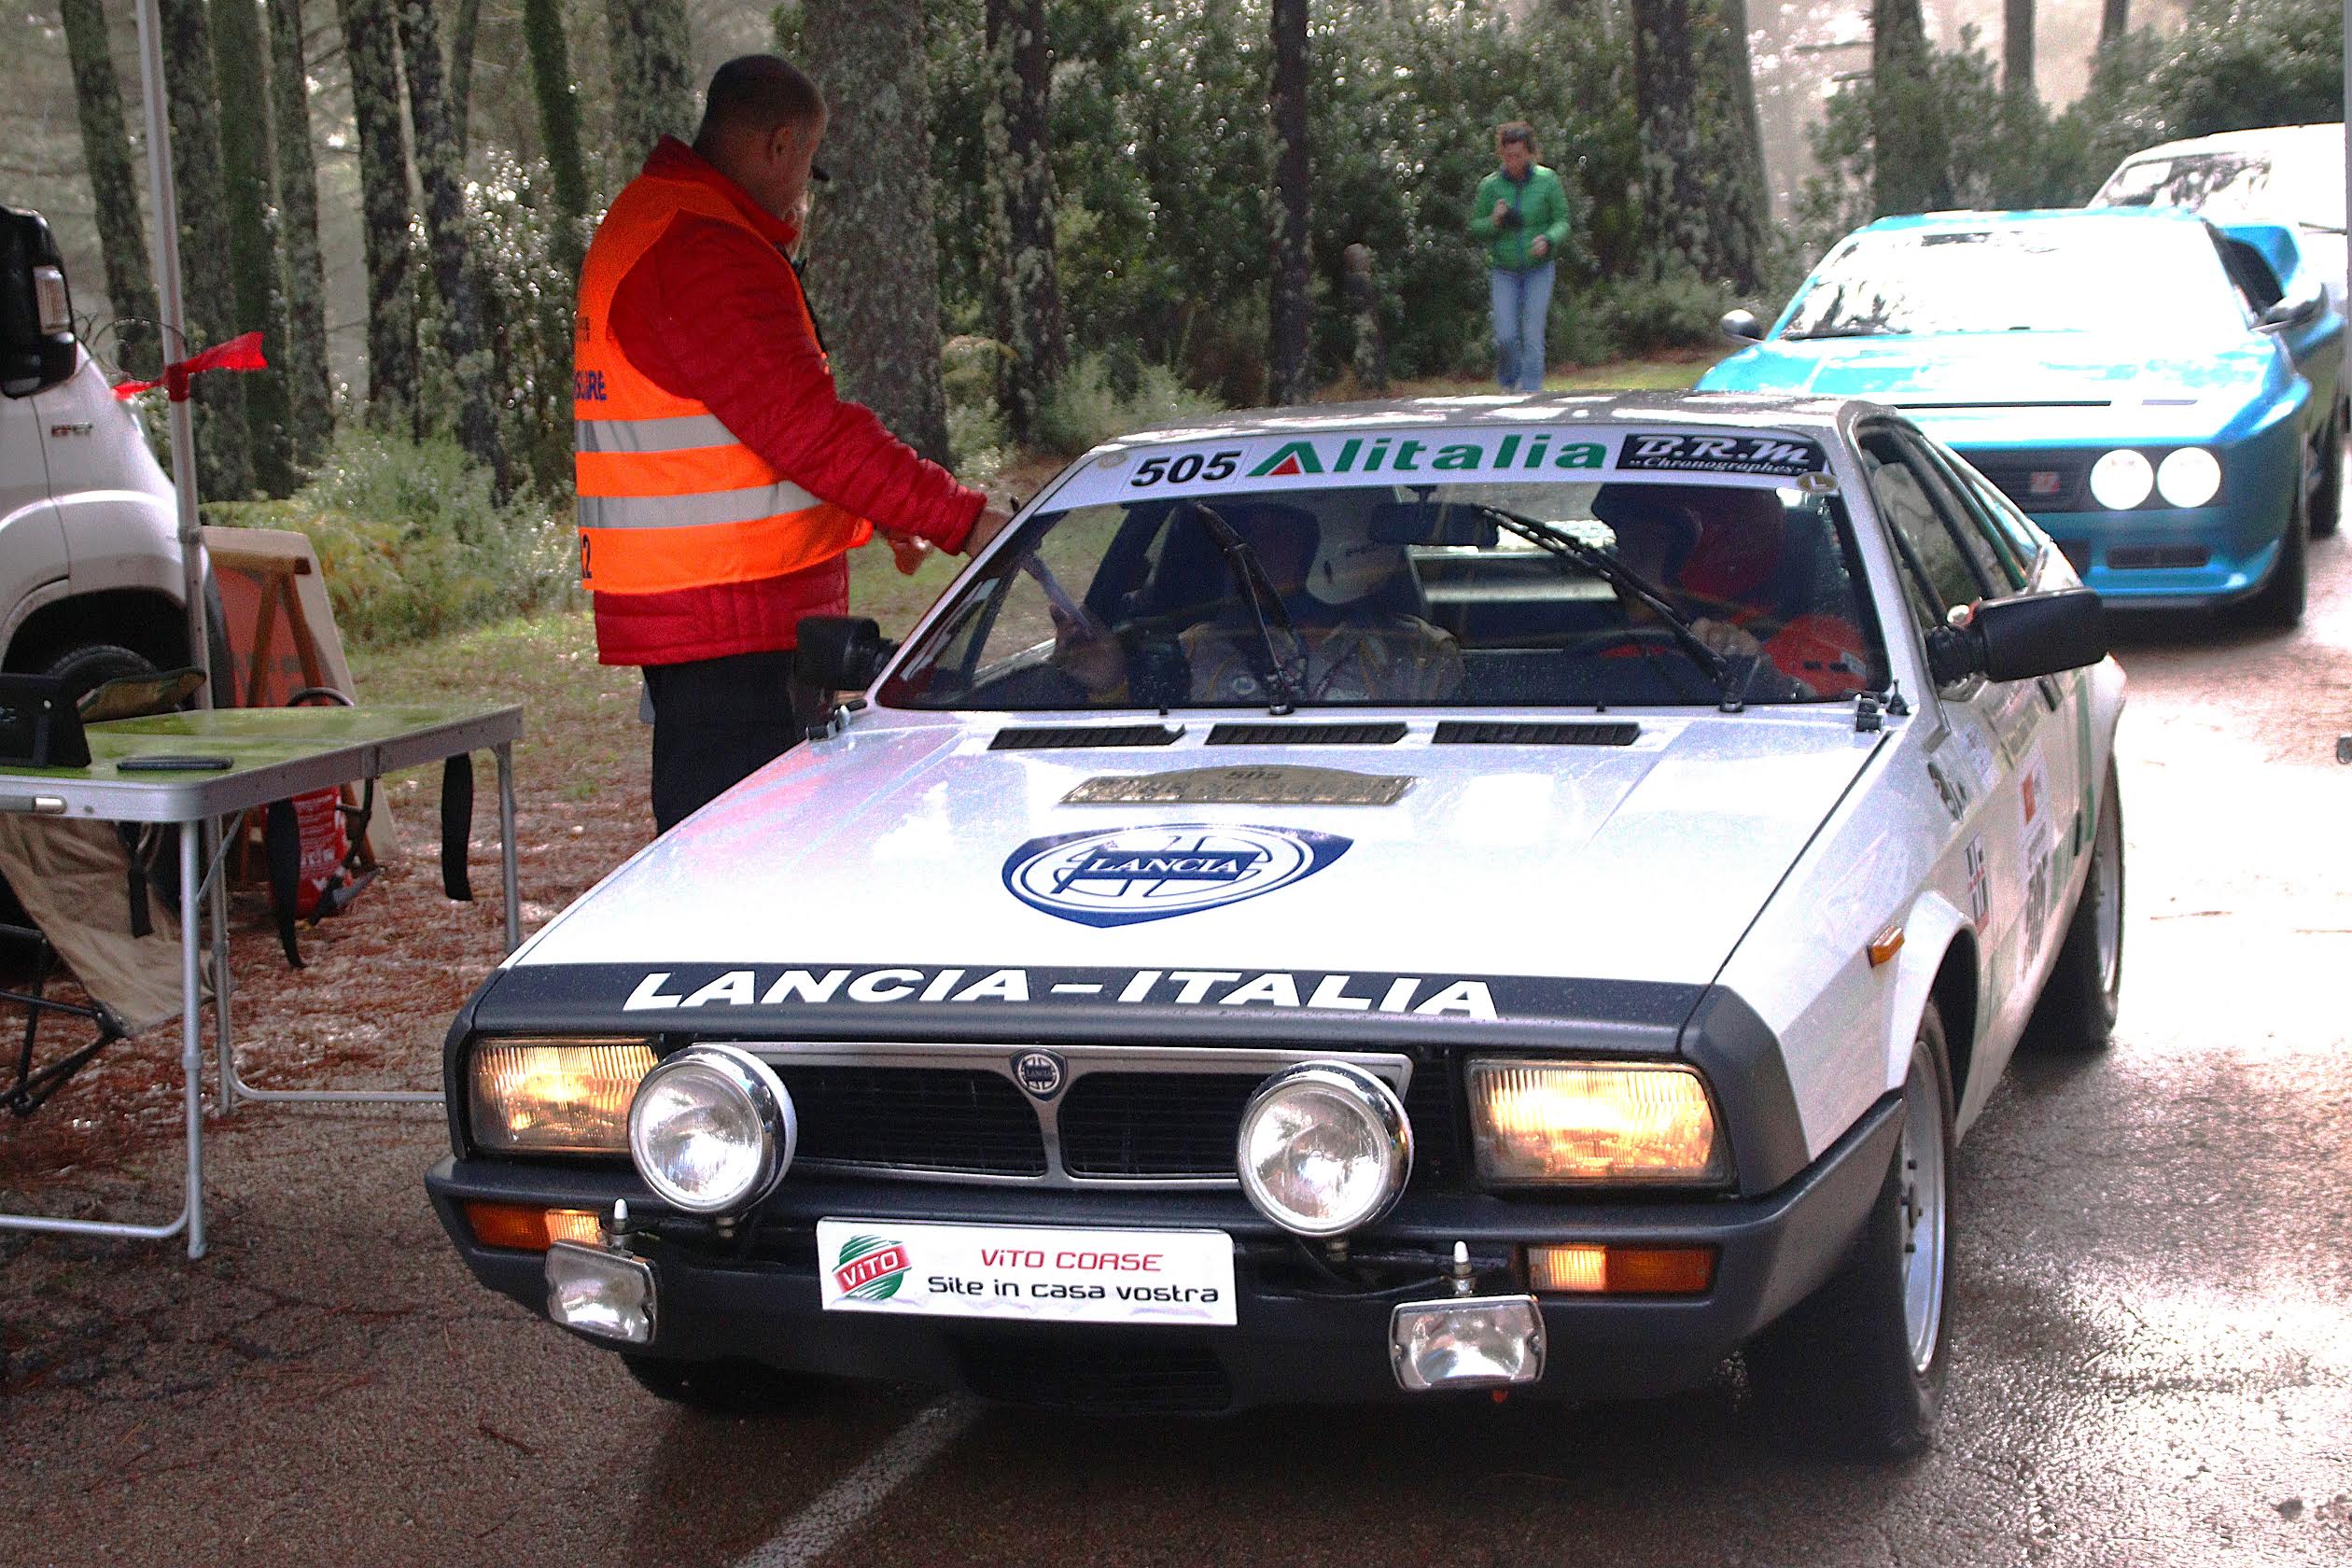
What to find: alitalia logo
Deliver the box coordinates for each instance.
[1249,433,1606,478]
[833,1235,911,1301]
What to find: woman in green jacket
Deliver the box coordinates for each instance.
[1468,123,1571,392]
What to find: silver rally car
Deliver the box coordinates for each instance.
[429,393,2124,1457]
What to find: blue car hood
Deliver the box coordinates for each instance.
[1701,332,2284,445]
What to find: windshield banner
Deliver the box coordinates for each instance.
[1045,426,1827,510]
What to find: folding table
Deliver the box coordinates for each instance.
[0,703,522,1257]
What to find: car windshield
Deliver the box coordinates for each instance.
[1781,224,2248,339]
[879,426,1888,712]
[2094,147,2346,231]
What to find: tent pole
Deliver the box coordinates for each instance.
[131,0,211,710]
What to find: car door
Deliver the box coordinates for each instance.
[1859,423,2055,1056]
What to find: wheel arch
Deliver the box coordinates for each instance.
[2,586,190,672]
[1882,890,1979,1113]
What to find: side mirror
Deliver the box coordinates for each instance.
[1718,308,1764,343]
[796,616,898,692]
[1925,588,2107,685]
[1,206,76,398]
[2258,293,2323,332]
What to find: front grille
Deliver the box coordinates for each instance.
[952,1331,1231,1413]
[1971,453,2091,512]
[1058,1071,1258,1177]
[771,1065,1046,1175]
[2106,544,2211,570]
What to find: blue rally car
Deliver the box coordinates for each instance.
[1700,208,2343,624]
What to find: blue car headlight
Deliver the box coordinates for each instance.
[2156,447,2221,508]
[2089,449,2155,511]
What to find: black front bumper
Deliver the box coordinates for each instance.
[425,1095,1899,1411]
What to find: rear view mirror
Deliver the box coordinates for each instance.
[1,206,76,398]
[796,616,898,692]
[1367,501,1498,548]
[2258,293,2324,331]
[1926,587,2107,685]
[1719,309,1765,343]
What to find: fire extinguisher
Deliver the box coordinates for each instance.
[262,687,377,967]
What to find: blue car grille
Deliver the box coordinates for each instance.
[1967,452,2093,512]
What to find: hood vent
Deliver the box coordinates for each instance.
[991,723,1184,750]
[1206,721,1407,746]
[1433,721,1639,747]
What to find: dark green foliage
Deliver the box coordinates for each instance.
[2141,0,2345,139]
[523,0,592,279]
[57,0,159,378]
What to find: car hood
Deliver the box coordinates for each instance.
[500,712,1883,1023]
[1703,332,2282,444]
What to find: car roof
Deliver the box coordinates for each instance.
[2109,123,2343,163]
[1094,389,1877,453]
[1856,206,2210,235]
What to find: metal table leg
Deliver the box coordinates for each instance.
[209,815,231,1117]
[497,742,520,953]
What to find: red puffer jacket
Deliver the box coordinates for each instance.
[594,138,984,666]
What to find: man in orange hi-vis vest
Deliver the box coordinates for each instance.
[576,55,1011,831]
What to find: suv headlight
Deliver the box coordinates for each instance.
[469,1038,655,1153]
[627,1045,796,1214]
[1466,1060,1728,1185]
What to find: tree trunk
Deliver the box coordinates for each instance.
[449,0,483,163]
[1694,0,1769,294]
[267,0,335,468]
[58,0,160,378]
[212,0,297,496]
[338,0,418,429]
[2098,0,2128,49]
[604,0,693,169]
[157,0,254,498]
[799,0,954,466]
[1267,0,1312,404]
[2003,0,2036,96]
[523,0,591,281]
[984,0,1068,441]
[1869,0,1947,217]
[398,0,508,488]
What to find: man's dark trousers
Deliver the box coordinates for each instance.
[644,650,826,833]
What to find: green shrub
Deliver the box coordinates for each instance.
[205,428,579,649]
[941,335,1013,487]
[1032,350,1225,456]
[1588,271,1736,357]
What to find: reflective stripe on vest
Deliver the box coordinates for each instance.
[573,172,869,595]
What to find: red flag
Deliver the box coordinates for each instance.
[113,330,270,400]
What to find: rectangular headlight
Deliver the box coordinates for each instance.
[1465,1059,1728,1186]
[469,1038,656,1154]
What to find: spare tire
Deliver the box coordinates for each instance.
[42,642,157,708]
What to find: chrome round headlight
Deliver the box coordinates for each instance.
[2088,448,2154,511]
[2156,446,2221,508]
[1236,1062,1412,1238]
[626,1045,795,1214]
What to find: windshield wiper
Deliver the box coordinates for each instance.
[1463,502,1755,713]
[1783,324,1903,341]
[1180,498,1307,714]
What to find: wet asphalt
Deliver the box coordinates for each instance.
[3,518,2349,1567]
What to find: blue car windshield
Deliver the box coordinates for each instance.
[879,435,1890,712]
[1783,225,2249,340]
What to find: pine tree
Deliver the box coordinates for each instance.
[1870,0,1948,217]
[800,0,954,465]
[58,0,160,378]
[338,0,418,428]
[2005,0,2037,95]
[212,0,297,495]
[1632,0,1767,291]
[267,0,334,467]
[984,0,1068,439]
[524,0,591,280]
[398,0,508,487]
[1267,0,1312,404]
[157,0,254,497]
[449,0,483,163]
[605,0,693,168]
[2099,0,2129,49]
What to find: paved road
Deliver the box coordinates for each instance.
[5,530,2349,1567]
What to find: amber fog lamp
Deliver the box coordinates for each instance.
[1526,1243,1716,1295]
[463,1202,605,1251]
[469,1039,656,1154]
[1466,1060,1727,1185]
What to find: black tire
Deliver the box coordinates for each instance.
[620,1353,814,1413]
[2023,761,2124,1054]
[41,642,157,707]
[1747,1002,1955,1461]
[2312,405,2343,539]
[2242,481,2307,629]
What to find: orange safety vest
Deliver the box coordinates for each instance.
[573,175,870,595]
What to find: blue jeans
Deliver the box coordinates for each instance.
[1490,260,1555,392]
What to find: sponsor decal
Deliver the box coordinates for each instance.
[619,964,1500,1019]
[1241,432,1607,481]
[833,1235,911,1301]
[1012,1050,1067,1100]
[1616,431,1824,478]
[1965,835,1991,925]
[1001,823,1350,928]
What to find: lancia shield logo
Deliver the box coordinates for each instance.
[1001,823,1351,928]
[1013,1050,1066,1099]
